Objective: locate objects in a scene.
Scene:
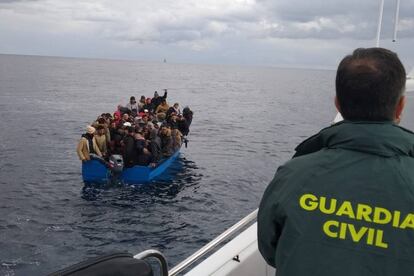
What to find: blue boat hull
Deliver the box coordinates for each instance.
[81,150,180,184]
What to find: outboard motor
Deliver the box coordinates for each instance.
[108,154,124,174]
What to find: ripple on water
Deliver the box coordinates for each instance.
[0,56,336,275]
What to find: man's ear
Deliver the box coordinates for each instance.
[395,95,406,124]
[334,96,341,113]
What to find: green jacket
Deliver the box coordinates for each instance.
[258,121,414,276]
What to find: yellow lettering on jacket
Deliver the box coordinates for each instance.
[320,197,337,214]
[392,211,401,227]
[356,204,372,222]
[348,224,368,242]
[336,201,355,219]
[373,207,392,224]
[321,221,388,249]
[400,214,414,229]
[323,220,338,238]
[297,193,412,250]
[299,194,318,211]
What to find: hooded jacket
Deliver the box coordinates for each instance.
[258,121,414,276]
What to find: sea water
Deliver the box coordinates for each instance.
[0,54,412,275]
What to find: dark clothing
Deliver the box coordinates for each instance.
[149,135,162,163]
[167,118,179,130]
[109,128,117,142]
[143,103,153,113]
[258,121,414,276]
[136,152,153,166]
[110,131,124,155]
[82,134,96,154]
[182,107,193,126]
[166,107,176,119]
[135,139,146,155]
[151,91,167,111]
[123,135,136,168]
[177,118,190,136]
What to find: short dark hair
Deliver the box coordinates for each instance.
[127,126,135,133]
[336,47,406,121]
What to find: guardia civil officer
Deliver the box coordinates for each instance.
[258,48,414,276]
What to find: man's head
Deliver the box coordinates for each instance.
[130,96,136,104]
[127,126,135,135]
[96,125,105,135]
[122,113,130,121]
[335,47,406,122]
[160,125,171,136]
[86,125,96,135]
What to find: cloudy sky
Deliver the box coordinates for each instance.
[1,0,413,69]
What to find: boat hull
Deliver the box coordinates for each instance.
[81,150,180,184]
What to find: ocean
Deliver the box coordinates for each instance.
[0,54,412,275]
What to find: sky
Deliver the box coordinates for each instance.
[0,0,413,69]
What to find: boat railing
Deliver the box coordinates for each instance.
[134,249,169,276]
[168,209,258,276]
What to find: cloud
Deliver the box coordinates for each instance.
[254,0,414,40]
[0,0,38,3]
[0,0,413,67]
[2,0,414,43]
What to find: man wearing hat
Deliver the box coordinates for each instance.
[76,125,102,161]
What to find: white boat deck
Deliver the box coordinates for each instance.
[185,222,275,276]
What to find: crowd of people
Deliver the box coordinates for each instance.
[76,89,193,168]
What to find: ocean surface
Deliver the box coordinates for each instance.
[0,54,413,276]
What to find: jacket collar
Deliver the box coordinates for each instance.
[294,121,414,158]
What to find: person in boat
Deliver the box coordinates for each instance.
[134,132,153,166]
[159,124,174,157]
[138,95,146,112]
[258,48,413,275]
[93,117,111,143]
[182,106,193,125]
[143,98,153,113]
[155,99,170,121]
[176,114,189,137]
[171,127,183,151]
[108,122,123,155]
[121,113,132,125]
[177,107,193,136]
[151,90,167,111]
[167,112,179,129]
[122,126,137,168]
[166,103,181,119]
[76,126,102,161]
[126,96,139,116]
[94,125,108,158]
[113,105,123,123]
[149,126,162,164]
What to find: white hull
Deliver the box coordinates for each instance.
[185,222,275,276]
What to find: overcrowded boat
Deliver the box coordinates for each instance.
[77,89,193,184]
